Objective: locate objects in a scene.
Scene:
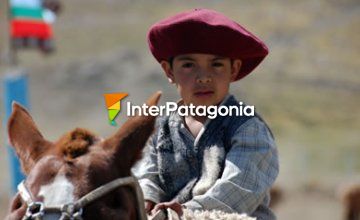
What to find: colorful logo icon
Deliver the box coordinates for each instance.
[103,93,128,126]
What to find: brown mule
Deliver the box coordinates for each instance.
[6,92,161,220]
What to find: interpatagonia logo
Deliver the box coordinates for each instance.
[103,93,128,126]
[104,93,255,126]
[126,102,255,119]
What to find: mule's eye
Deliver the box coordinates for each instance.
[47,171,56,180]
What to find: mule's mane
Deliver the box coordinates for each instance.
[57,128,97,159]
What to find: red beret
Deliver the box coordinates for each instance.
[147,8,269,81]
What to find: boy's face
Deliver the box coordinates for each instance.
[161,53,241,106]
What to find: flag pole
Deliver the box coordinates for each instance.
[3,0,27,194]
[5,0,18,67]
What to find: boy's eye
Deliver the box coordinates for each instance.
[212,62,224,67]
[182,62,195,68]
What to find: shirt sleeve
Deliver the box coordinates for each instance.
[183,117,279,214]
[133,133,166,203]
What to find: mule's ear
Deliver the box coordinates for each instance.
[103,91,161,171]
[7,102,51,175]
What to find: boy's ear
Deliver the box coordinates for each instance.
[160,60,175,84]
[231,59,242,82]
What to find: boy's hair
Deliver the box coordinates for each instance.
[168,57,174,69]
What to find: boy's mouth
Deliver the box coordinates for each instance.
[194,90,214,97]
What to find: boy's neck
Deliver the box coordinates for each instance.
[185,114,207,124]
[183,115,206,139]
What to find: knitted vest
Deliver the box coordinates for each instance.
[154,95,262,203]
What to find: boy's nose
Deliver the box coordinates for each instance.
[196,72,212,84]
[196,76,212,84]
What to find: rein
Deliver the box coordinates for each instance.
[17,175,147,220]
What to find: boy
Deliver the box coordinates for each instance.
[135,8,279,220]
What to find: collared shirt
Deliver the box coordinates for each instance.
[133,95,279,220]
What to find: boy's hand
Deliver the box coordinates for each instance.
[151,200,183,217]
[145,200,156,214]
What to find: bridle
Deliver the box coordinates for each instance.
[17,175,147,220]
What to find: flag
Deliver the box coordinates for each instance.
[9,0,60,54]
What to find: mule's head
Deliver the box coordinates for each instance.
[6,92,161,220]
